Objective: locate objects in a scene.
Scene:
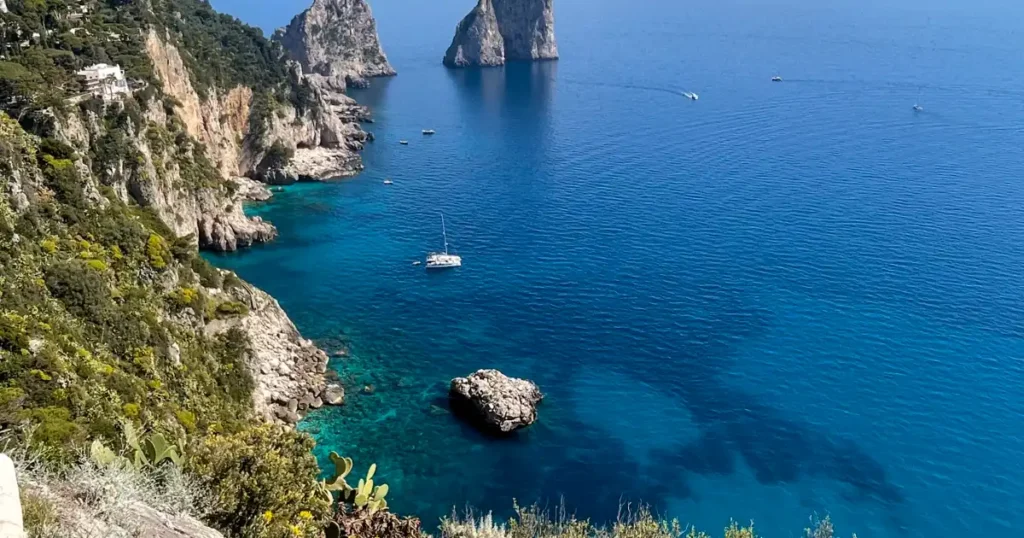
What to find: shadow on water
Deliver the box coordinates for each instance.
[531,280,906,522]
[444,61,557,113]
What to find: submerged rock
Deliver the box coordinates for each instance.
[443,0,558,68]
[449,369,542,433]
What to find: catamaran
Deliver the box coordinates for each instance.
[425,213,462,269]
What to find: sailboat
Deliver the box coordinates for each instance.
[425,213,462,269]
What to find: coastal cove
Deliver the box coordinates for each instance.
[207,0,1024,537]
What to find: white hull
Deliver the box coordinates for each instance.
[426,253,462,269]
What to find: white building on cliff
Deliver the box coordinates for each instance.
[76,63,130,102]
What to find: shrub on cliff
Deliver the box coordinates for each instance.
[189,424,330,537]
[442,505,851,538]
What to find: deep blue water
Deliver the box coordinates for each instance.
[207,0,1024,536]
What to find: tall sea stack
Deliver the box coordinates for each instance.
[443,0,558,68]
[277,0,395,92]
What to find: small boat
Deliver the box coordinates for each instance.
[383,179,393,185]
[771,76,783,82]
[422,129,436,135]
[682,92,699,101]
[412,261,422,266]
[399,140,409,145]
[912,104,924,112]
[425,213,461,269]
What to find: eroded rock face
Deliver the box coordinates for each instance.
[449,369,542,433]
[278,0,395,93]
[444,0,557,67]
[146,30,372,192]
[205,283,329,424]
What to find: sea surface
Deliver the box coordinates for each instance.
[207,0,1024,535]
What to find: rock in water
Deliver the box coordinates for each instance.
[278,0,395,93]
[449,369,542,433]
[443,0,558,68]
[324,383,346,405]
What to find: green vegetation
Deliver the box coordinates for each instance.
[190,424,330,537]
[440,505,853,538]
[0,112,328,537]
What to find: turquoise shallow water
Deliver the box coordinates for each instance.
[208,0,1024,535]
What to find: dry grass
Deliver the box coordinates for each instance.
[441,503,852,538]
[5,438,210,538]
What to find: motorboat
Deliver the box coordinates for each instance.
[422,129,436,135]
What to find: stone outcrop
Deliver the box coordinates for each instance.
[277,0,395,94]
[205,282,330,425]
[443,0,557,68]
[0,455,24,538]
[449,369,543,433]
[146,29,371,188]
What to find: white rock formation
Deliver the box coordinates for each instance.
[277,0,395,93]
[450,369,543,433]
[444,0,558,67]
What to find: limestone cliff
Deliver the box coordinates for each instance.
[277,0,395,94]
[444,0,558,67]
[145,30,371,186]
[54,97,276,253]
[206,282,329,424]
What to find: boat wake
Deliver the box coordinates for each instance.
[561,79,690,97]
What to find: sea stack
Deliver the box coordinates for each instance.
[277,0,395,92]
[443,0,558,68]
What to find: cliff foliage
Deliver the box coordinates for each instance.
[0,111,330,536]
[0,1,337,536]
[0,0,316,137]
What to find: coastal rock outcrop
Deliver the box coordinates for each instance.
[449,369,543,433]
[277,0,395,94]
[443,0,557,67]
[146,30,371,189]
[205,282,329,424]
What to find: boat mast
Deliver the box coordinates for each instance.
[441,213,449,255]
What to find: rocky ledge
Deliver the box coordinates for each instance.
[444,0,558,68]
[204,282,345,424]
[449,369,543,433]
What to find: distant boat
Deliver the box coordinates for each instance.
[412,261,422,266]
[383,179,393,185]
[912,104,924,112]
[771,76,783,82]
[425,213,461,269]
[682,92,699,101]
[399,140,409,145]
[422,129,436,135]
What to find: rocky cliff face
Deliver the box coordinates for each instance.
[444,0,557,67]
[277,0,395,94]
[205,281,331,424]
[145,30,371,187]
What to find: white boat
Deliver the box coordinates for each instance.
[425,213,461,269]
[399,140,409,145]
[422,129,436,135]
[771,76,783,82]
[682,92,699,101]
[383,179,393,185]
[912,104,924,112]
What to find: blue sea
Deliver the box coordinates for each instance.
[207,0,1024,536]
